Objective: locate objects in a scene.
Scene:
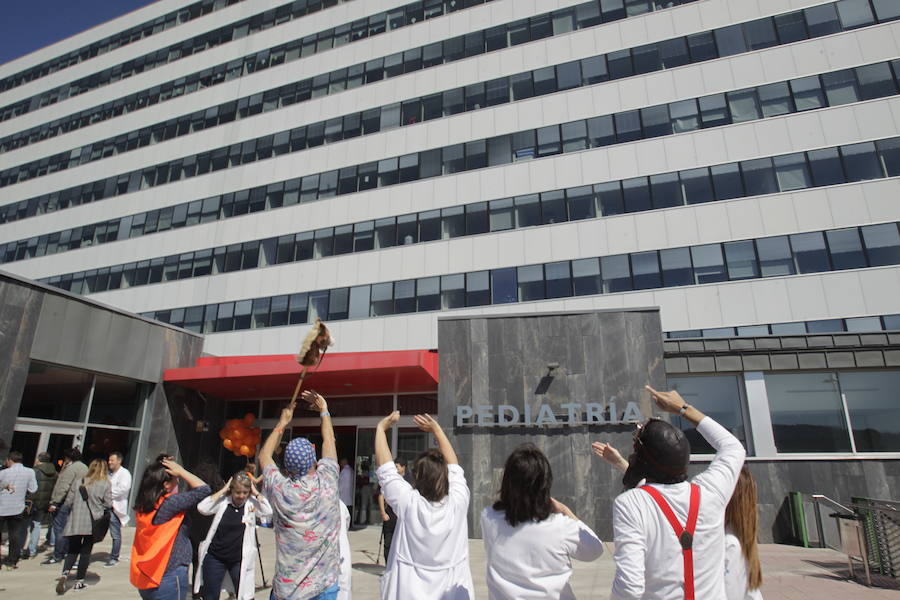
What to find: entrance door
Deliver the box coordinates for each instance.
[12,421,83,468]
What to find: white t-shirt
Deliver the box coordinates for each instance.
[339,465,354,506]
[610,417,746,600]
[338,502,352,600]
[724,530,763,600]
[481,507,604,599]
[376,461,474,600]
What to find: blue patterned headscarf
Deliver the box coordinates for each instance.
[284,437,317,476]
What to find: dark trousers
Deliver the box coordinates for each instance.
[201,552,241,600]
[0,513,26,565]
[51,505,71,560]
[383,525,395,562]
[63,534,94,580]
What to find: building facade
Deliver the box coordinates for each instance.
[2,0,900,537]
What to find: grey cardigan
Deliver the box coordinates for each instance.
[63,478,111,537]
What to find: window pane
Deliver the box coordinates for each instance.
[807,319,845,334]
[790,75,825,111]
[861,223,900,266]
[844,317,882,333]
[790,231,831,273]
[466,271,490,306]
[726,89,760,123]
[442,274,465,309]
[808,148,846,186]
[765,372,851,453]
[567,186,595,221]
[601,254,632,292]
[680,168,714,204]
[489,198,514,231]
[631,251,661,289]
[724,240,759,280]
[836,0,876,29]
[572,258,601,296]
[370,283,394,316]
[668,376,747,453]
[690,244,727,284]
[417,277,440,312]
[545,261,572,298]
[822,69,859,105]
[842,371,900,452]
[669,99,699,133]
[758,82,793,117]
[348,285,370,320]
[492,268,518,304]
[650,172,682,208]
[774,153,811,191]
[596,182,624,215]
[622,177,651,213]
[515,194,540,227]
[826,228,867,270]
[517,265,544,302]
[540,190,567,224]
[841,142,883,182]
[757,236,795,277]
[711,163,744,200]
[741,158,778,196]
[394,280,416,314]
[876,138,900,177]
[660,247,693,287]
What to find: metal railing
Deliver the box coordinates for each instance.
[851,498,900,580]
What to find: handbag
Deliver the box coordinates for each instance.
[79,483,111,543]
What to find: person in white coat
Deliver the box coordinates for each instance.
[338,459,354,516]
[604,386,746,600]
[337,502,352,600]
[106,450,132,567]
[194,472,272,600]
[481,443,604,599]
[374,411,474,600]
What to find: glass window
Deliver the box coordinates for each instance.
[607,49,633,80]
[841,142,883,182]
[727,89,760,122]
[398,215,417,245]
[488,135,512,167]
[668,375,747,453]
[741,158,779,197]
[515,194,541,227]
[808,148,846,186]
[370,283,394,316]
[876,138,900,177]
[541,190,567,224]
[844,316,882,332]
[588,115,615,148]
[861,223,900,266]
[805,4,842,37]
[466,271,490,306]
[641,105,671,138]
[765,372,851,453]
[681,167,715,204]
[841,371,900,452]
[438,208,462,240]
[536,125,561,157]
[394,280,416,314]
[714,24,747,57]
[774,153,812,191]
[517,265,544,302]
[807,319,845,334]
[582,55,608,85]
[660,247,693,287]
[873,0,900,20]
[659,37,690,69]
[489,198,514,232]
[288,293,308,325]
[711,163,744,200]
[758,82,793,117]
[650,172,681,209]
[771,321,807,335]
[670,99,699,133]
[466,202,489,235]
[698,94,729,128]
[691,244,727,284]
[724,240,759,280]
[561,121,588,152]
[270,295,289,327]
[308,291,329,322]
[233,300,252,330]
[622,177,651,213]
[601,254,632,292]
[822,69,860,105]
[419,210,440,242]
[567,186,595,221]
[572,258,601,296]
[417,277,440,312]
[631,251,661,289]
[757,236,794,277]
[790,231,831,273]
[545,261,572,298]
[775,11,808,44]
[19,362,92,422]
[826,228,867,270]
[737,325,770,336]
[441,274,465,309]
[743,17,778,50]
[492,268,518,304]
[687,31,717,62]
[614,110,641,142]
[836,0,876,29]
[790,76,826,111]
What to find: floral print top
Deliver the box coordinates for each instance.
[264,458,341,600]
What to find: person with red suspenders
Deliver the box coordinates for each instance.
[606,386,746,600]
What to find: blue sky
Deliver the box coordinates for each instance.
[0,0,158,66]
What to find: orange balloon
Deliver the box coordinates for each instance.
[223,439,234,450]
[239,445,251,456]
[243,413,255,426]
[226,419,241,429]
[231,428,245,440]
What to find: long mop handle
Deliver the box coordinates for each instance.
[288,366,310,406]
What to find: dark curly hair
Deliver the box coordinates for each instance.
[493,444,553,527]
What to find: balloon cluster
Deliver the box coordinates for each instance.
[219,414,261,457]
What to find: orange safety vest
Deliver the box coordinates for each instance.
[130,494,185,590]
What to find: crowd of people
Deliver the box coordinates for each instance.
[0,384,764,599]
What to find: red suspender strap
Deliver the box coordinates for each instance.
[641,483,701,600]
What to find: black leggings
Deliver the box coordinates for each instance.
[201,552,241,600]
[63,535,94,580]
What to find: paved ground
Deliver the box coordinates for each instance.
[2,525,897,598]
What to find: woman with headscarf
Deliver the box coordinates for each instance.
[601,386,746,600]
[374,411,473,600]
[259,390,341,600]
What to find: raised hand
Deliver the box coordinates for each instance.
[219,477,232,496]
[592,442,629,472]
[645,385,686,414]
[161,458,185,479]
[378,411,400,431]
[301,389,327,413]
[412,413,440,433]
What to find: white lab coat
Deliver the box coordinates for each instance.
[109,466,132,525]
[338,502,352,600]
[376,462,474,600]
[339,465,354,507]
[194,494,273,600]
[724,530,763,600]
[610,417,746,600]
[481,507,604,599]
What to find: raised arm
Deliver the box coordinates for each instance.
[162,459,206,490]
[260,398,296,470]
[375,411,399,467]
[413,414,457,465]
[303,390,336,461]
[592,442,629,473]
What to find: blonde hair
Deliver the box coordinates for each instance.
[85,459,109,484]
[725,466,762,590]
[229,471,252,494]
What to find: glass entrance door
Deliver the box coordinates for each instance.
[12,422,83,468]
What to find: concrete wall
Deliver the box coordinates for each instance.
[438,308,666,540]
[0,271,209,468]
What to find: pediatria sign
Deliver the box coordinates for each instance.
[456,399,645,427]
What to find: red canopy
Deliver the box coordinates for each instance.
[163,350,439,400]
